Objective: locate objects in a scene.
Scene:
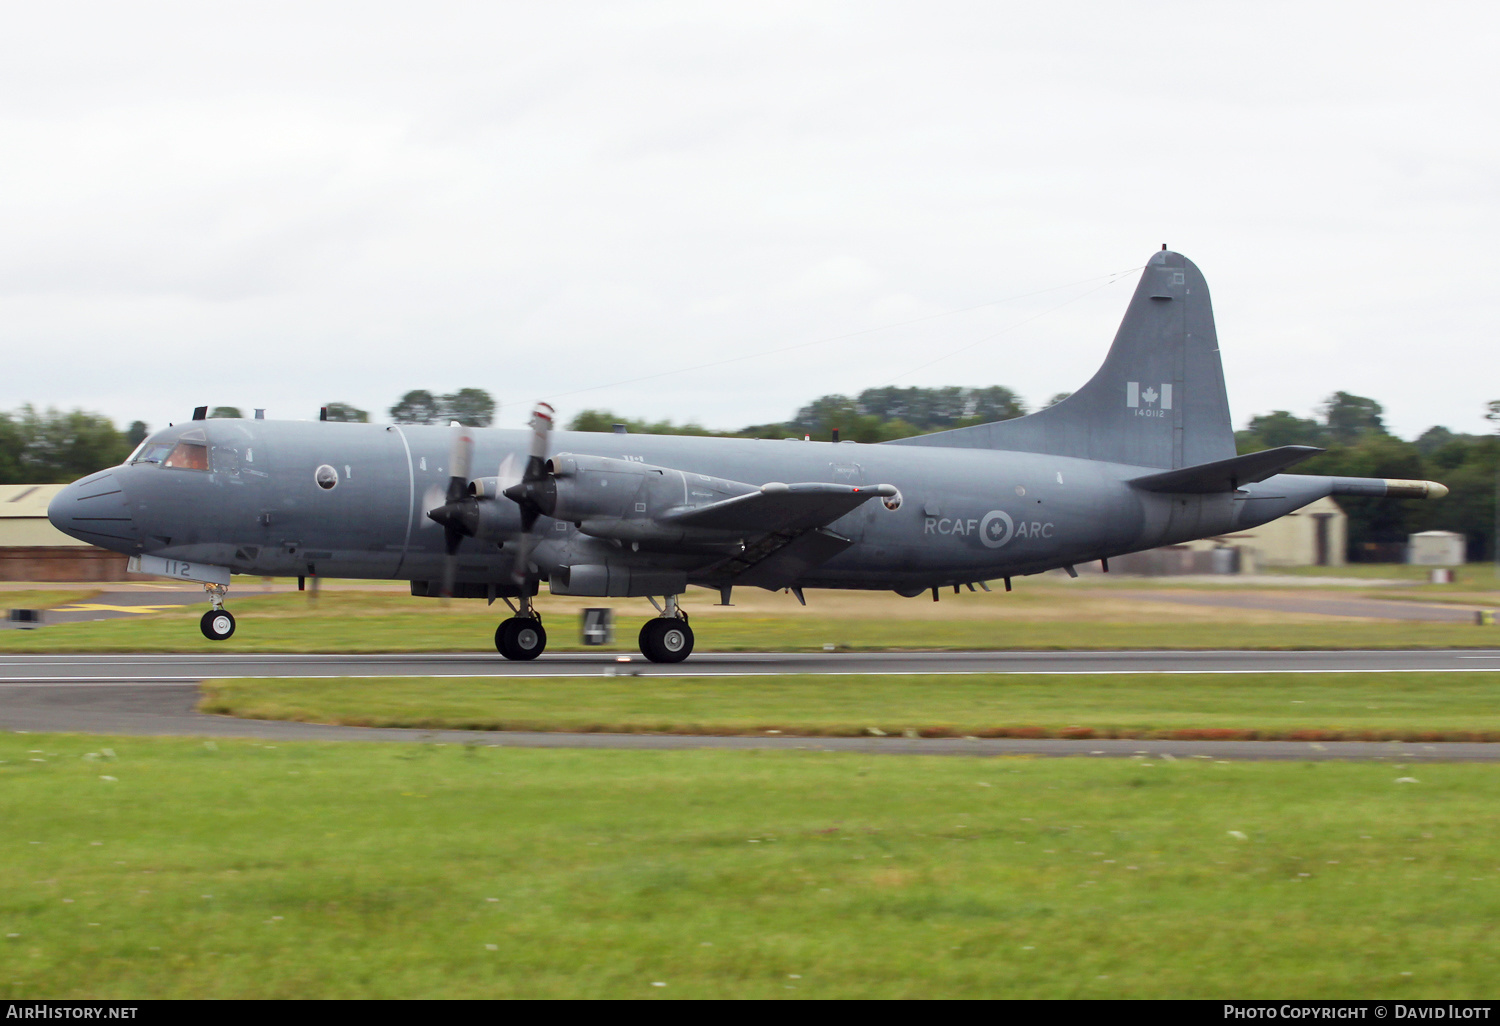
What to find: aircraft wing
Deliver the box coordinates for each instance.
[661,482,897,533]
[663,482,897,590]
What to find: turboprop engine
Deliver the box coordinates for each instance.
[433,477,526,542]
[505,453,757,549]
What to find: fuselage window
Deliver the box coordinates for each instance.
[162,442,209,470]
[315,464,339,490]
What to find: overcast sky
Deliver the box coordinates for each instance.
[3,1,1497,440]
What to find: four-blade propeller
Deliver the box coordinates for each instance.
[424,402,555,593]
[428,422,474,597]
[502,402,555,584]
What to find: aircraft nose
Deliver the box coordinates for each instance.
[47,469,140,552]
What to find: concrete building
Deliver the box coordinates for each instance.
[1107,496,1347,575]
[1229,495,1347,568]
[1408,530,1466,566]
[0,484,132,581]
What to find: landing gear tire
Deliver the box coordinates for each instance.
[495,617,547,660]
[639,618,694,663]
[200,609,236,641]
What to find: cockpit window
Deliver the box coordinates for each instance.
[132,428,213,471]
[132,443,176,465]
[162,441,209,470]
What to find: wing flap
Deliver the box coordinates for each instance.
[716,528,855,590]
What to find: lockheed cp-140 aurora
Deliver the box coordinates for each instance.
[47,249,1447,662]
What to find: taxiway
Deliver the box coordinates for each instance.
[2,649,1499,761]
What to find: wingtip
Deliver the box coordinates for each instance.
[1384,479,1449,499]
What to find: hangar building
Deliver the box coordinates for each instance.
[1106,496,1348,575]
[0,484,132,581]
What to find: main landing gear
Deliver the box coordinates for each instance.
[490,591,696,663]
[639,594,693,664]
[494,592,546,660]
[199,583,235,641]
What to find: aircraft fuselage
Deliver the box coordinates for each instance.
[49,418,1330,594]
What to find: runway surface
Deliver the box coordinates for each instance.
[3,649,1500,761]
[4,648,1500,682]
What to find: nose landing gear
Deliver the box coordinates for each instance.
[639,594,693,663]
[199,583,235,641]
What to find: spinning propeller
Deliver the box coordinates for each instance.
[424,402,555,594]
[502,402,555,584]
[431,422,475,598]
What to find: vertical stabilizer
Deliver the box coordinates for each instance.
[888,250,1236,469]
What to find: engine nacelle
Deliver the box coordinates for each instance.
[538,453,754,526]
[549,564,690,598]
[437,479,525,541]
[542,453,660,521]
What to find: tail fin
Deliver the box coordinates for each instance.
[887,250,1236,469]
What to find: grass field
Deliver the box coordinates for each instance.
[3,733,1498,999]
[3,586,1498,652]
[200,671,1500,741]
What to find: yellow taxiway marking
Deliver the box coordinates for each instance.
[52,603,188,614]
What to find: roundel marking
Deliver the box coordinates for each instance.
[979,510,1014,549]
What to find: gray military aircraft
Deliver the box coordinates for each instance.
[48,248,1446,662]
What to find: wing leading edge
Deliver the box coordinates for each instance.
[662,481,897,532]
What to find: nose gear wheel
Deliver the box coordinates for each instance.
[200,609,236,641]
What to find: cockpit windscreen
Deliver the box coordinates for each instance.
[133,441,209,470]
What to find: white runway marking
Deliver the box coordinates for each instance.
[5,666,1500,685]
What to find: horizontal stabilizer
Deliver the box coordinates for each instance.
[664,482,896,533]
[1129,445,1323,494]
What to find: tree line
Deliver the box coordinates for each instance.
[0,407,145,485]
[3,387,1495,561]
[1233,393,1500,562]
[569,385,1046,442]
